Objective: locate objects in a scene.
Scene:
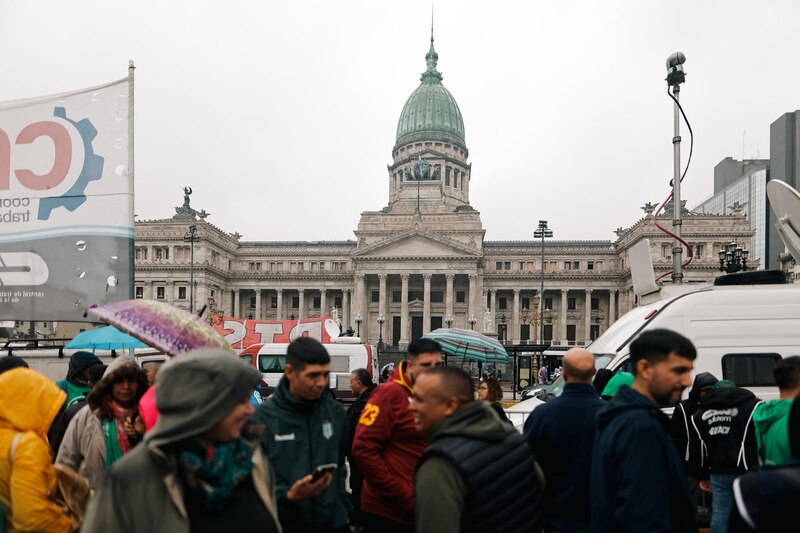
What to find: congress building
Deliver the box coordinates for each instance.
[134,37,754,349]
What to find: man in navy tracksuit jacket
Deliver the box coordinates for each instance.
[524,348,604,533]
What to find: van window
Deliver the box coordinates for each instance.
[721,353,781,387]
[259,355,286,373]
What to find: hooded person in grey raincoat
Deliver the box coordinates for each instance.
[82,349,281,533]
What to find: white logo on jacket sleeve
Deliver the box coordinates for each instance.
[275,433,295,442]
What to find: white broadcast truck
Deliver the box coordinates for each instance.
[506,180,800,429]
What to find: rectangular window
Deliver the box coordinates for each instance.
[319,262,325,271]
[456,291,466,303]
[587,261,594,270]
[661,244,671,259]
[590,324,600,341]
[496,261,503,270]
[499,297,508,310]
[573,261,580,270]
[446,168,451,185]
[408,290,423,301]
[156,286,165,300]
[313,297,321,308]
[504,261,511,270]
[310,262,317,271]
[544,297,553,310]
[178,286,187,300]
[519,262,525,271]
[694,244,705,259]
[568,297,577,310]
[292,297,299,308]
[543,324,553,342]
[334,296,342,308]
[564,261,572,270]
[566,324,577,342]
[521,297,530,309]
[135,286,143,299]
[392,291,402,303]
[271,296,278,308]
[430,291,444,303]
[371,291,380,303]
[721,353,781,387]
[250,296,256,307]
[591,297,599,310]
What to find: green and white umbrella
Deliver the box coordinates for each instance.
[423,327,509,363]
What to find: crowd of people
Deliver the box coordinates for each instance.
[0,328,799,532]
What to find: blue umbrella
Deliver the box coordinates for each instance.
[65,325,148,351]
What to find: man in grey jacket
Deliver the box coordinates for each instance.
[83,349,281,533]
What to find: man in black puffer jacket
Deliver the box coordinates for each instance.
[690,380,762,533]
[412,366,543,533]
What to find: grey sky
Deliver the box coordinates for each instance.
[2,1,798,242]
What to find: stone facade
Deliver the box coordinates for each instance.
[133,38,755,349]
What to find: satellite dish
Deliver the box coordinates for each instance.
[767,180,800,261]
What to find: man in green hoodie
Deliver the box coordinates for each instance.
[753,355,800,466]
[412,367,543,533]
[256,337,350,532]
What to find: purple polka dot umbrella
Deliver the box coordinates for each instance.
[88,299,232,356]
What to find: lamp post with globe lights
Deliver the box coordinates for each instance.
[376,314,385,351]
[354,312,363,338]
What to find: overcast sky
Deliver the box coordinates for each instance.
[2,0,798,242]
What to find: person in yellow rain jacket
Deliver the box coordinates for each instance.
[0,367,72,533]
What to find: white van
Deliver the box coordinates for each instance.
[590,276,800,403]
[238,337,378,400]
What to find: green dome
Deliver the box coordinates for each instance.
[395,39,466,152]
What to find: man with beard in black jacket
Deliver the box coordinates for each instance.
[591,329,698,533]
[345,368,377,529]
[690,380,762,533]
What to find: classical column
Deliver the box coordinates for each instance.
[400,274,410,346]
[254,289,262,320]
[319,289,327,318]
[512,288,521,344]
[490,289,497,332]
[298,289,305,320]
[144,280,153,300]
[423,274,432,334]
[468,274,477,323]
[609,289,617,325]
[378,274,387,321]
[356,274,366,325]
[275,289,283,320]
[233,289,240,317]
[585,289,593,345]
[560,289,568,345]
[166,281,174,306]
[445,274,454,320]
[343,288,351,330]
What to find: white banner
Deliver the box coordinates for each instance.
[0,76,133,320]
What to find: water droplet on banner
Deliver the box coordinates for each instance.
[114,138,124,149]
[76,240,87,251]
[106,275,118,287]
[91,92,102,102]
[111,255,118,261]
[78,271,86,279]
[115,164,126,176]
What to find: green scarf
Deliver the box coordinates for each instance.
[102,419,125,468]
[65,381,90,407]
[179,438,254,510]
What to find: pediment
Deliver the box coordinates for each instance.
[355,230,479,259]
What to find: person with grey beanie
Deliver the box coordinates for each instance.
[82,349,281,533]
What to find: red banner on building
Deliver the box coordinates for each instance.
[213,316,341,349]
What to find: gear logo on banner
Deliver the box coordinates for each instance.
[38,107,104,220]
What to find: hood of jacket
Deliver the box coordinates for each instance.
[87,354,149,411]
[66,350,103,383]
[146,348,262,448]
[753,398,792,432]
[269,374,328,415]
[430,401,507,443]
[389,360,413,393]
[597,385,663,430]
[0,367,66,434]
[698,386,757,410]
[688,372,719,403]
[600,372,633,399]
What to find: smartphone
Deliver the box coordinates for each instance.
[311,463,337,481]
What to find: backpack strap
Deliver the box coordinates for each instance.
[8,433,22,463]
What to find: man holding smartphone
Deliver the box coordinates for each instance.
[256,338,351,532]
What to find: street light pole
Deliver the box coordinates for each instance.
[468,314,477,330]
[183,225,200,313]
[377,313,385,351]
[666,52,687,284]
[534,220,553,344]
[354,312,363,338]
